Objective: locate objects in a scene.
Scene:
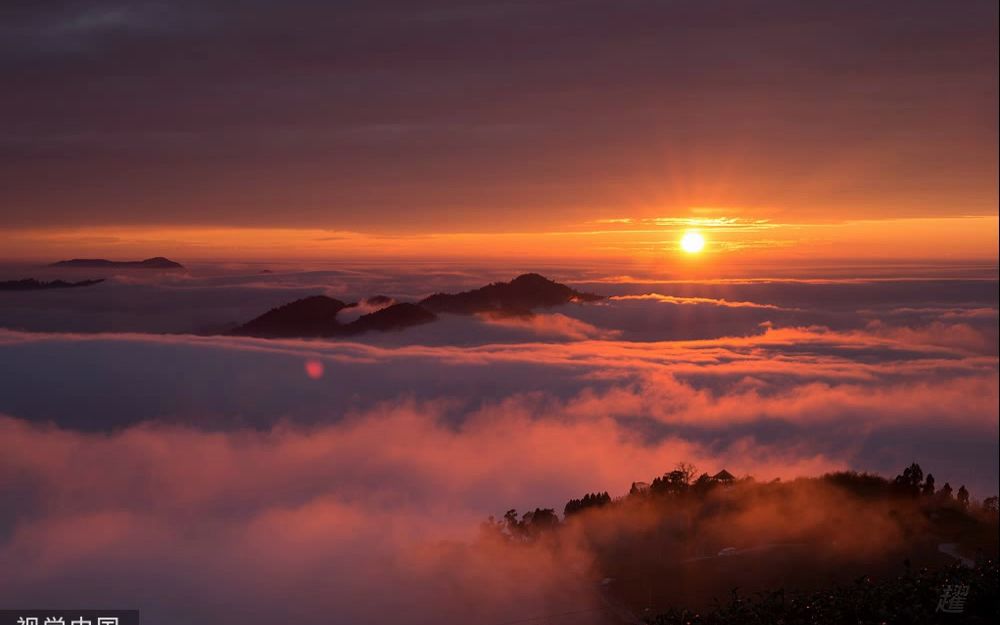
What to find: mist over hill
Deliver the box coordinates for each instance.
[486,462,999,622]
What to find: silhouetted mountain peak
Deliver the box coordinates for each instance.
[233,295,347,337]
[419,273,602,314]
[234,273,602,339]
[50,257,184,269]
[141,257,182,268]
[342,303,437,335]
[510,272,551,286]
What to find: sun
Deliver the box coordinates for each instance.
[680,231,705,254]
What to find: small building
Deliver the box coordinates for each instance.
[629,481,650,495]
[712,469,735,484]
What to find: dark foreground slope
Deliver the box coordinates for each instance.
[649,559,998,625]
[485,463,999,624]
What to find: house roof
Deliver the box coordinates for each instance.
[712,469,735,481]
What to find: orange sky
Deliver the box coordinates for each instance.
[2,215,996,272]
[1,1,996,270]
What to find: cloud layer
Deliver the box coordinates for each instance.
[0,269,996,623]
[2,1,996,230]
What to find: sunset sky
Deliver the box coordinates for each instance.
[2,3,999,624]
[2,0,997,264]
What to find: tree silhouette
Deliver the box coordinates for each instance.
[675,462,698,484]
[957,485,970,508]
[651,464,698,496]
[564,491,611,517]
[822,471,890,498]
[940,482,954,500]
[893,462,923,497]
[921,473,935,496]
[495,508,560,540]
[692,472,717,495]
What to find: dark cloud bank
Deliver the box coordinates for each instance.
[2,0,996,226]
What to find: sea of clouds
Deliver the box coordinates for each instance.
[0,263,996,623]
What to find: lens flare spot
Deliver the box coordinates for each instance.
[304,359,325,379]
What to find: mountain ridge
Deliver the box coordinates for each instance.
[49,257,184,269]
[0,278,105,291]
[419,272,603,315]
[232,273,603,338]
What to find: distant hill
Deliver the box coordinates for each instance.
[233,295,349,338]
[49,257,184,269]
[419,273,603,315]
[233,273,602,339]
[342,302,437,335]
[365,294,394,307]
[233,297,436,338]
[0,278,105,291]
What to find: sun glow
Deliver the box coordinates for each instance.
[680,231,705,254]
